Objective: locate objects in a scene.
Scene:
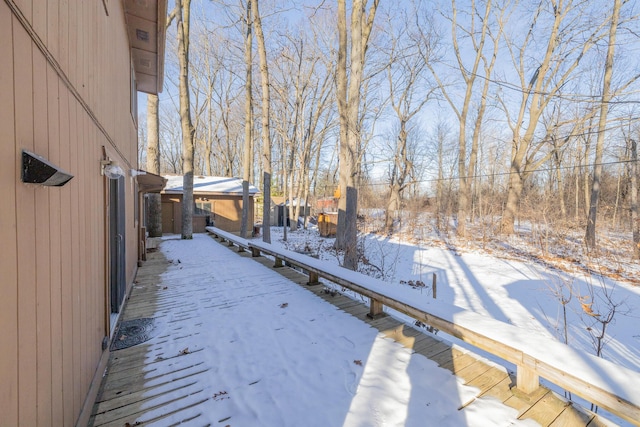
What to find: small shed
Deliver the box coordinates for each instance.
[318,212,338,237]
[271,197,311,226]
[161,175,259,234]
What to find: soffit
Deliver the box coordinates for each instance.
[123,0,167,94]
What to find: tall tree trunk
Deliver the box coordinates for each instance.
[146,94,162,237]
[206,92,213,175]
[288,147,297,231]
[251,0,272,243]
[178,0,195,240]
[436,127,444,230]
[335,0,348,250]
[585,0,620,249]
[553,147,567,220]
[385,183,401,233]
[336,0,379,270]
[241,0,253,238]
[502,165,524,234]
[612,168,622,229]
[631,138,639,259]
[575,165,580,221]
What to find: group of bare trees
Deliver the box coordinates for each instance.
[139,0,640,262]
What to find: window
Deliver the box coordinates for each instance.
[194,201,212,215]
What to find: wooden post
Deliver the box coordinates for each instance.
[367,298,385,319]
[307,270,320,286]
[432,273,437,299]
[274,257,283,268]
[516,363,539,394]
[251,246,261,257]
[139,226,147,261]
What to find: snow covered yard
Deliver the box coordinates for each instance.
[89,234,569,427]
[271,225,640,377]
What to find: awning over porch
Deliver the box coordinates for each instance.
[135,171,167,193]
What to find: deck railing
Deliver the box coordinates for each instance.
[206,226,640,426]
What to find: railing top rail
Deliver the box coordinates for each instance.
[206,226,250,249]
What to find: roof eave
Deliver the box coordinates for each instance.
[124,0,168,95]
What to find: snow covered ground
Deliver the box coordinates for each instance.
[264,221,640,426]
[269,224,640,374]
[143,235,540,426]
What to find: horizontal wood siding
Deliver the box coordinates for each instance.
[0,0,141,425]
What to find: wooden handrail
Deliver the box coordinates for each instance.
[205,226,640,426]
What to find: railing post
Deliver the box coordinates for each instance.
[367,298,385,319]
[516,361,539,394]
[307,271,320,286]
[432,273,437,299]
[274,257,283,268]
[250,247,261,257]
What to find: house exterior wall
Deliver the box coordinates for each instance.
[161,194,255,234]
[0,1,141,425]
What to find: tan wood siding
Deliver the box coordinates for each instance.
[47,60,65,426]
[0,6,18,426]
[33,41,53,426]
[14,14,38,427]
[1,0,146,425]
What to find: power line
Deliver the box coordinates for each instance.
[364,158,639,187]
[434,60,640,104]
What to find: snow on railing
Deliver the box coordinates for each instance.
[205,226,640,426]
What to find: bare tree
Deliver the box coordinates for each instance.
[631,137,639,258]
[336,0,379,270]
[383,10,433,234]
[146,7,178,236]
[177,0,195,240]
[251,0,272,243]
[189,26,224,176]
[585,0,622,250]
[500,0,608,234]
[422,0,503,237]
[146,94,162,237]
[159,105,184,174]
[241,0,253,238]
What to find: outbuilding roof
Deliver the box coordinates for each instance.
[162,175,259,196]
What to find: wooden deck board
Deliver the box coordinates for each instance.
[519,391,573,426]
[466,366,510,394]
[549,404,596,427]
[504,388,550,418]
[89,235,606,427]
[451,359,493,383]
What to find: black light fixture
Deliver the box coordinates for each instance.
[21,150,74,187]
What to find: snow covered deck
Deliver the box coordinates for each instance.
[88,235,608,426]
